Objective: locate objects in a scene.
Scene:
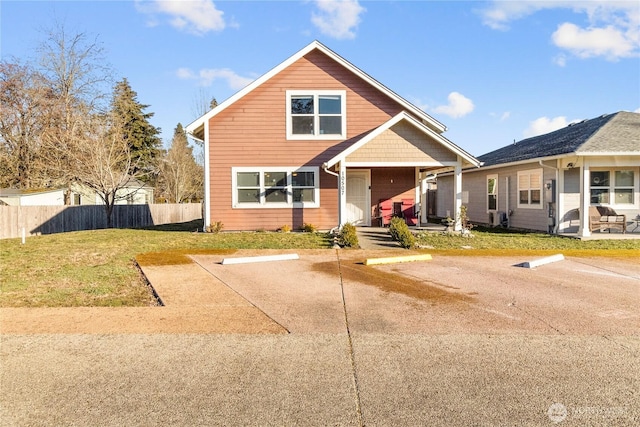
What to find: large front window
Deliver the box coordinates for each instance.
[517,169,543,209]
[590,169,635,205]
[233,167,320,208]
[287,90,346,139]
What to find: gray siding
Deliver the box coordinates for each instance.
[437,162,557,232]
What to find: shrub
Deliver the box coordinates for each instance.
[279,224,292,233]
[389,217,416,249]
[460,205,474,232]
[339,223,359,248]
[206,221,224,233]
[302,223,317,233]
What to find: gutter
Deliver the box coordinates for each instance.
[322,162,340,177]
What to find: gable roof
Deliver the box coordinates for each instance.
[186,41,446,139]
[478,111,640,167]
[325,112,480,168]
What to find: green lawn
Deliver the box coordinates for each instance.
[0,223,332,307]
[1,223,637,307]
[416,226,640,253]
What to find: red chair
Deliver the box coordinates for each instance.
[402,198,417,226]
[378,199,393,226]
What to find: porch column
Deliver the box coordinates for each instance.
[203,121,211,230]
[454,157,462,231]
[414,167,421,225]
[579,160,591,237]
[338,161,347,226]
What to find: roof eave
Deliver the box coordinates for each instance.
[185,40,447,137]
[325,111,480,169]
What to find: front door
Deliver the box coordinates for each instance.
[345,170,370,225]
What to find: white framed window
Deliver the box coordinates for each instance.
[590,169,635,206]
[286,90,346,140]
[487,174,498,212]
[517,169,543,209]
[232,167,320,208]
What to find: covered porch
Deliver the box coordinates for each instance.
[323,112,480,230]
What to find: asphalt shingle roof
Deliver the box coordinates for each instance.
[477,111,640,167]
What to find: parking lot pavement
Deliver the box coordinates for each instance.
[1,250,639,426]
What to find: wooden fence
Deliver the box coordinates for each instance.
[0,203,202,239]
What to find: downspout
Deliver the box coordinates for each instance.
[539,160,559,234]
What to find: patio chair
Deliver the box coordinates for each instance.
[588,206,626,234]
[377,199,393,226]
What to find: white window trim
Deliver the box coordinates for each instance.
[517,169,543,210]
[232,166,320,209]
[590,168,637,208]
[487,174,498,212]
[286,90,347,140]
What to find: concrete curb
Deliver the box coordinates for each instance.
[364,254,432,266]
[516,253,565,269]
[221,253,300,265]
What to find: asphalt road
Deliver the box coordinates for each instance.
[1,250,639,426]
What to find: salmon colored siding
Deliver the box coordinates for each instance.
[370,168,416,216]
[207,50,408,231]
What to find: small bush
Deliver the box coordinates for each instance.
[302,223,317,233]
[279,224,292,233]
[206,221,224,233]
[389,217,416,249]
[339,223,359,248]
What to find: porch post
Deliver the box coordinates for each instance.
[339,161,347,226]
[579,160,591,237]
[454,157,462,231]
[203,120,211,230]
[414,167,421,226]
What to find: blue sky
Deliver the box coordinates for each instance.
[2,0,639,156]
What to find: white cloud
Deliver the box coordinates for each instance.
[635,107,640,113]
[177,67,254,90]
[136,0,225,35]
[479,1,639,61]
[523,116,580,138]
[552,22,636,60]
[311,0,365,40]
[433,92,474,119]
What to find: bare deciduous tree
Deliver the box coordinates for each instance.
[37,21,113,202]
[0,60,54,189]
[49,112,148,227]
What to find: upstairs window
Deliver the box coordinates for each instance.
[287,90,346,140]
[517,169,543,209]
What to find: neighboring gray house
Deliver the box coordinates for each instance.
[0,179,154,207]
[436,111,640,237]
[0,188,66,206]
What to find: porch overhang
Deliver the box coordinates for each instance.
[323,112,480,230]
[324,111,480,170]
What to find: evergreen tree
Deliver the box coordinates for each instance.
[110,78,161,175]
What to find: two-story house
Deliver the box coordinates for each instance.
[186,41,480,231]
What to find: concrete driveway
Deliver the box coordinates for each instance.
[1,250,639,426]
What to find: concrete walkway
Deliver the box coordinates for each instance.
[355,227,400,250]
